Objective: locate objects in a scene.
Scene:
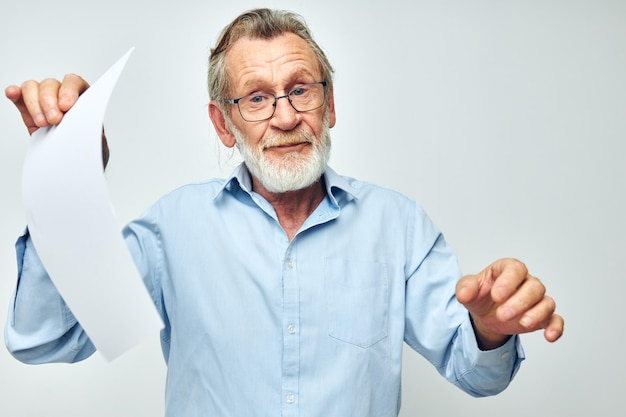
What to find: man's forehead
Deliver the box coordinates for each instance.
[225,34,321,88]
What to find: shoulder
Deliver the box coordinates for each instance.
[146,178,228,216]
[327,169,423,214]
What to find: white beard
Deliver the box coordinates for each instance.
[227,112,331,193]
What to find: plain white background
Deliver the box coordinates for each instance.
[0,0,624,416]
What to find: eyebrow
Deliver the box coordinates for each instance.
[239,70,318,94]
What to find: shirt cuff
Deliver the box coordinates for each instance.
[462,317,525,376]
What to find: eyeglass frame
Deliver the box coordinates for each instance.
[222,81,328,122]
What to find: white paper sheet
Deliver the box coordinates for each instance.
[21,49,164,361]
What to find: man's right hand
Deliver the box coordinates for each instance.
[5,74,90,135]
[5,74,109,168]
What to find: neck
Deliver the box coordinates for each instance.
[252,175,325,241]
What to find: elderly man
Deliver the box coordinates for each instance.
[5,8,563,417]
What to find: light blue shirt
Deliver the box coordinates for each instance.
[5,164,523,417]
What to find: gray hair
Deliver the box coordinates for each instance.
[208,8,334,114]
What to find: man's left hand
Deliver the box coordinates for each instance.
[456,258,564,350]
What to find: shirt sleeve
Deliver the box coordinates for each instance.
[4,230,95,363]
[5,205,167,365]
[452,318,525,397]
[403,205,525,397]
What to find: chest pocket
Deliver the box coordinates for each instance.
[325,259,389,348]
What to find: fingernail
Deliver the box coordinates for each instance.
[546,329,560,341]
[46,109,59,121]
[520,316,533,328]
[34,113,47,126]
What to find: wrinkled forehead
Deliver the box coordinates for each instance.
[224,33,322,93]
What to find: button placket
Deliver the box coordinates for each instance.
[281,246,300,416]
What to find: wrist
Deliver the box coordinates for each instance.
[469,314,511,350]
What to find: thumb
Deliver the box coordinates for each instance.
[456,268,499,318]
[455,274,480,306]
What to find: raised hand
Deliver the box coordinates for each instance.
[5,74,109,167]
[456,258,564,350]
[5,74,90,135]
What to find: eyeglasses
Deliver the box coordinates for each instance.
[223,81,327,122]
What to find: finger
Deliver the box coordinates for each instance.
[456,272,497,312]
[7,82,41,134]
[496,275,546,322]
[38,78,63,125]
[58,73,89,112]
[515,293,554,330]
[544,313,564,342]
[19,80,49,129]
[455,274,480,306]
[5,84,22,102]
[21,79,62,128]
[489,258,529,303]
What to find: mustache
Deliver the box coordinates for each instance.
[262,131,316,149]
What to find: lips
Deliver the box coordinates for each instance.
[274,141,309,148]
[263,132,313,150]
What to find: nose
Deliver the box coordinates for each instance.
[271,94,300,130]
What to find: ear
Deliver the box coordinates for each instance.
[326,88,336,128]
[208,101,237,148]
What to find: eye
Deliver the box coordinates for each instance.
[291,86,308,97]
[249,94,267,104]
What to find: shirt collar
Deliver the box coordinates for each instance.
[216,163,359,205]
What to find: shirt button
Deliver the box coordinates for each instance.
[287,324,297,334]
[286,393,295,404]
[286,259,294,269]
[501,351,511,360]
